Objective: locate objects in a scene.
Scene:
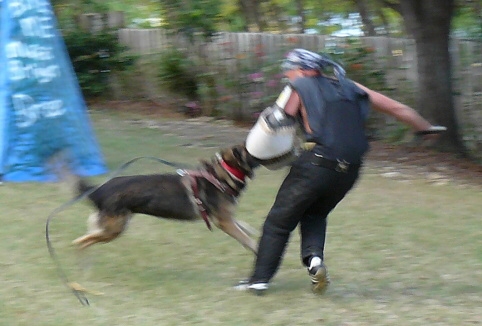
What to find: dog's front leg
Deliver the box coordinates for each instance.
[216,217,258,255]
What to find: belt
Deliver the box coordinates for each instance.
[311,153,360,173]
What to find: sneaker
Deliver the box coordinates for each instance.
[233,280,269,295]
[308,258,330,294]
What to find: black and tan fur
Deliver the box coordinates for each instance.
[72,145,260,254]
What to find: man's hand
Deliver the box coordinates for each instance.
[413,126,447,145]
[414,126,447,136]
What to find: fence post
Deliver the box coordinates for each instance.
[78,12,125,33]
[106,11,125,29]
[78,13,104,34]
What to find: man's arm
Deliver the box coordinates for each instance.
[354,82,433,132]
[283,88,313,134]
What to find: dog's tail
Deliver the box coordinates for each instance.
[76,179,96,198]
[54,165,96,200]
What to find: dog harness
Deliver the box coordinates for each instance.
[178,160,246,231]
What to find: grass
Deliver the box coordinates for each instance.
[1,109,481,325]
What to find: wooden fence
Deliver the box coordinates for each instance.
[113,28,482,156]
[117,29,480,85]
[116,29,481,99]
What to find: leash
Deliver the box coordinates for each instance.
[188,174,213,231]
[46,156,192,306]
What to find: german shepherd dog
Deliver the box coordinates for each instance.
[72,145,260,254]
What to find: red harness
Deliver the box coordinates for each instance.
[182,161,246,231]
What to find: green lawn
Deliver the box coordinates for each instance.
[0,110,480,325]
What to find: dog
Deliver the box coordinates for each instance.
[72,144,260,254]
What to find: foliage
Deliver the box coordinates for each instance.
[200,38,305,120]
[52,0,162,28]
[162,35,392,121]
[52,0,109,30]
[102,0,162,27]
[211,50,286,120]
[197,37,388,121]
[52,0,481,38]
[156,39,288,120]
[159,0,222,41]
[453,4,482,39]
[329,38,388,91]
[63,30,137,98]
[157,48,199,101]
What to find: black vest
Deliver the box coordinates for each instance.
[290,76,370,164]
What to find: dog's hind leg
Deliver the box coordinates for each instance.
[216,217,258,255]
[73,212,132,249]
[72,233,105,250]
[72,213,103,248]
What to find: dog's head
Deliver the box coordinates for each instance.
[218,144,260,180]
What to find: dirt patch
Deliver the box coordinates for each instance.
[365,142,482,187]
[90,100,482,187]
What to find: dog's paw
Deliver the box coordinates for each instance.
[68,282,104,296]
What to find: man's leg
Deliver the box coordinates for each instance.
[300,212,327,264]
[299,168,360,293]
[249,170,315,283]
[300,167,359,265]
[248,153,342,284]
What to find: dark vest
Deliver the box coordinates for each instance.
[290,76,370,164]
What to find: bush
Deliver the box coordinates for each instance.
[157,48,199,101]
[328,38,388,91]
[63,30,137,98]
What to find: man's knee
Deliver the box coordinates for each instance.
[263,211,298,235]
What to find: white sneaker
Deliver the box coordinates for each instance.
[233,280,269,295]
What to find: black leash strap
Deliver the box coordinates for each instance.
[45,156,191,306]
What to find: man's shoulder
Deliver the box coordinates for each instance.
[290,76,319,88]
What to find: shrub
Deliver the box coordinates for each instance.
[63,30,137,98]
[157,48,199,101]
[328,38,388,91]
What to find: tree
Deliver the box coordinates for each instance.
[159,0,221,40]
[453,0,482,38]
[300,0,399,36]
[294,0,306,32]
[352,0,377,35]
[379,0,465,154]
[236,0,264,31]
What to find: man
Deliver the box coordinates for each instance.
[237,48,444,295]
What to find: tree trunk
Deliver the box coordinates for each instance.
[238,0,263,31]
[269,2,288,32]
[354,0,377,36]
[295,0,306,33]
[400,0,465,154]
[376,7,390,36]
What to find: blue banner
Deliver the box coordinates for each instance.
[0,0,107,182]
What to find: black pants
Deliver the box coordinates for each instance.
[249,151,360,283]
